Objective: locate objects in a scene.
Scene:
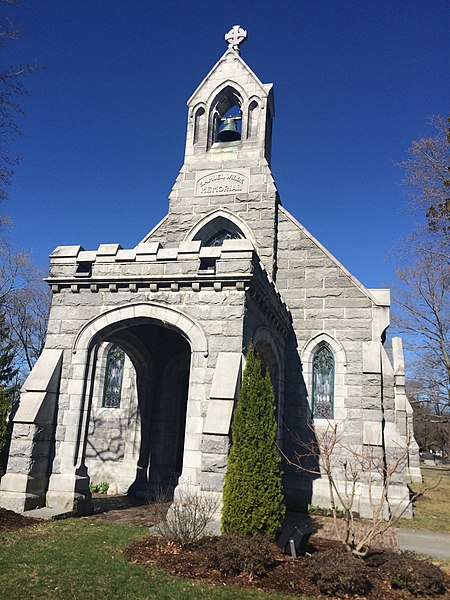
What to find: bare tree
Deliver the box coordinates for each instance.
[0,236,50,375]
[284,421,432,556]
[6,280,50,371]
[394,116,450,452]
[394,243,449,415]
[0,235,30,300]
[399,115,450,247]
[0,0,38,205]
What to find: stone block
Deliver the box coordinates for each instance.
[202,434,230,454]
[77,250,97,262]
[222,238,254,252]
[156,248,178,260]
[363,422,382,446]
[21,349,63,395]
[201,453,228,473]
[116,249,136,261]
[368,289,390,306]
[199,246,221,259]
[97,243,121,256]
[50,245,82,258]
[209,352,242,401]
[182,449,202,469]
[199,472,225,493]
[183,433,202,451]
[178,240,201,254]
[204,400,234,435]
[185,416,204,435]
[362,341,381,373]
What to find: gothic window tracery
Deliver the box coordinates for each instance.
[312,342,334,419]
[193,215,245,247]
[102,345,125,408]
[205,228,240,247]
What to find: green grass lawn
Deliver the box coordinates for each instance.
[0,519,311,600]
[399,465,450,533]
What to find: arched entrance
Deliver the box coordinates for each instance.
[44,302,209,511]
[85,321,191,498]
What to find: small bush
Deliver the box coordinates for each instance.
[208,534,277,578]
[155,484,219,544]
[307,549,371,597]
[89,481,109,494]
[386,552,446,596]
[307,504,344,518]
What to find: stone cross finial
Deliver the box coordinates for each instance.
[225,25,247,53]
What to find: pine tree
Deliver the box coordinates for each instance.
[0,386,9,476]
[0,310,18,476]
[222,344,285,536]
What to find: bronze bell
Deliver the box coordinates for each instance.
[217,117,241,142]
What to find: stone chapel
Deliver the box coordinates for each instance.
[0,26,421,519]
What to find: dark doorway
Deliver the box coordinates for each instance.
[87,319,191,500]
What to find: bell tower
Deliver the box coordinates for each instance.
[142,26,279,276]
[184,25,275,166]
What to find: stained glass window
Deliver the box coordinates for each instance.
[205,229,240,247]
[102,345,125,408]
[312,343,334,419]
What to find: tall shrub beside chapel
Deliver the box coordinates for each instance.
[0,315,18,477]
[0,387,9,477]
[222,345,285,536]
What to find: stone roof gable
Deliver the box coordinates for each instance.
[187,49,273,109]
[278,205,387,307]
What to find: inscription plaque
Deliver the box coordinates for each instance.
[195,170,249,197]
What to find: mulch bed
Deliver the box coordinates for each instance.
[0,507,42,532]
[124,534,450,600]
[2,504,448,599]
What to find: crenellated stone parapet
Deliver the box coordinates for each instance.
[47,238,292,339]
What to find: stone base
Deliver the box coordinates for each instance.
[0,491,41,513]
[284,475,413,520]
[20,507,75,520]
[0,473,45,512]
[408,467,423,483]
[45,491,92,515]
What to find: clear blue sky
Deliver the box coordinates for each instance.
[3,0,449,289]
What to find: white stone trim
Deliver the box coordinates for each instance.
[188,50,268,105]
[72,301,208,357]
[183,207,257,247]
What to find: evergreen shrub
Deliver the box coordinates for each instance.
[221,344,285,536]
[0,387,9,477]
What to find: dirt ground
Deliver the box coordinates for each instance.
[0,507,42,532]
[124,534,450,600]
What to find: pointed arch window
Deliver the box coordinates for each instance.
[102,345,125,408]
[193,216,244,247]
[312,342,334,419]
